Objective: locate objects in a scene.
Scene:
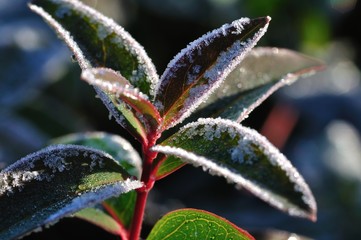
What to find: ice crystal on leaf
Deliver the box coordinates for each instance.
[154,17,270,130]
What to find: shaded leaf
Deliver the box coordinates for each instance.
[52,131,142,178]
[52,132,140,228]
[82,68,161,135]
[147,208,254,240]
[28,0,158,97]
[103,190,137,229]
[153,118,316,220]
[0,145,143,239]
[74,208,122,236]
[195,47,325,122]
[154,17,270,130]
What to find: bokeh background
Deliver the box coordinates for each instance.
[1,0,361,239]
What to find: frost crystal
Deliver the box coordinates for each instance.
[0,144,115,196]
[44,178,143,224]
[154,118,316,218]
[156,17,270,129]
[29,0,159,97]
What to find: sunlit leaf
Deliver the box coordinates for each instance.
[28,0,158,96]
[154,17,270,130]
[29,0,159,143]
[0,145,143,239]
[195,47,325,122]
[147,208,254,240]
[153,118,317,220]
[82,68,161,135]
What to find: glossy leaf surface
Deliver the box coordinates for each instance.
[155,17,270,130]
[29,0,159,143]
[53,131,142,178]
[53,132,140,228]
[195,47,325,122]
[82,68,161,135]
[0,145,142,239]
[147,208,254,240]
[153,118,316,220]
[29,0,158,96]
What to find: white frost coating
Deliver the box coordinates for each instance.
[82,68,150,101]
[29,0,159,97]
[28,4,91,70]
[231,18,251,34]
[155,118,316,218]
[0,144,116,196]
[54,132,142,178]
[237,74,296,123]
[45,179,143,223]
[94,87,126,127]
[155,17,252,95]
[157,17,270,129]
[0,171,41,196]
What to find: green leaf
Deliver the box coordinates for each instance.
[103,190,137,229]
[52,132,140,228]
[52,131,142,178]
[0,145,143,239]
[147,208,255,240]
[155,156,186,180]
[195,47,325,122]
[153,118,317,220]
[74,208,122,236]
[29,0,159,143]
[154,17,270,130]
[28,0,158,97]
[82,68,161,135]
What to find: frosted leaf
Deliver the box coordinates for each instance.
[154,17,270,130]
[153,118,316,220]
[195,47,324,122]
[52,132,142,178]
[0,144,142,239]
[29,0,159,97]
[44,178,142,223]
[94,86,148,143]
[82,68,161,135]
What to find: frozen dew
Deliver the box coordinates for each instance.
[159,118,316,218]
[231,18,250,34]
[0,144,117,196]
[29,0,159,96]
[157,17,270,129]
[44,178,143,224]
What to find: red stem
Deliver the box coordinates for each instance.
[129,132,159,240]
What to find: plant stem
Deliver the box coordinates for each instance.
[129,133,158,240]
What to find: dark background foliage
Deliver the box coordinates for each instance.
[1,0,360,239]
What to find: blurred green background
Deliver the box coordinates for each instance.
[1,0,360,239]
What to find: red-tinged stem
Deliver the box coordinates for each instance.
[129,131,159,240]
